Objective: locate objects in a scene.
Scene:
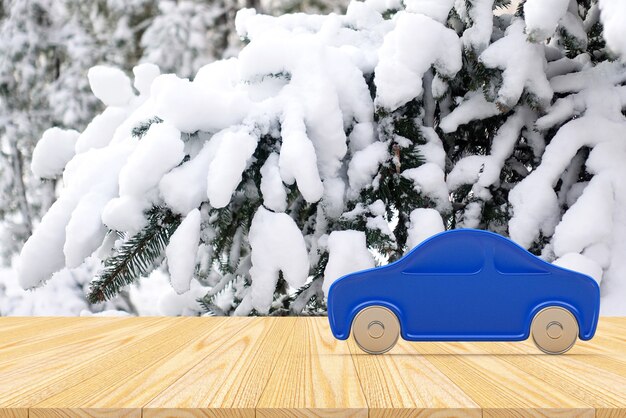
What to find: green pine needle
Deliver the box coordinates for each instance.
[87,207,181,304]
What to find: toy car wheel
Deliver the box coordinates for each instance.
[531,306,579,355]
[352,306,400,354]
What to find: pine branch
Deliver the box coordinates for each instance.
[88,207,181,304]
[198,272,237,314]
[131,116,163,139]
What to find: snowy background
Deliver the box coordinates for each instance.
[2,0,626,316]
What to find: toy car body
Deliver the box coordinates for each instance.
[327,229,600,354]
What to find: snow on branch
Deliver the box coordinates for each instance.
[16,0,626,315]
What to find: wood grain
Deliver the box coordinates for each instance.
[0,318,175,407]
[0,317,624,417]
[473,337,626,418]
[144,317,295,418]
[30,317,226,416]
[256,317,367,418]
[0,317,167,369]
[0,408,27,418]
[409,340,595,417]
[348,337,480,418]
[29,408,140,418]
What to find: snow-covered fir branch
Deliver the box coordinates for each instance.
[11,0,626,315]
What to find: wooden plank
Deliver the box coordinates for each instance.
[0,318,180,408]
[29,408,139,418]
[471,329,626,416]
[347,337,480,418]
[0,317,155,347]
[408,341,595,417]
[0,317,167,376]
[256,317,367,418]
[0,317,82,344]
[591,320,626,354]
[29,318,226,417]
[38,318,249,410]
[0,409,27,418]
[601,317,626,327]
[596,409,626,418]
[0,317,624,417]
[0,317,166,369]
[144,317,296,418]
[145,409,250,418]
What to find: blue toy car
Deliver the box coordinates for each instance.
[327,229,600,355]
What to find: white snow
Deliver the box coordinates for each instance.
[536,93,586,131]
[119,121,185,197]
[132,63,160,96]
[101,195,150,234]
[403,0,454,23]
[459,0,494,52]
[348,122,376,153]
[31,127,79,179]
[80,309,132,317]
[447,107,532,198]
[322,177,347,219]
[18,142,134,288]
[523,0,569,42]
[130,269,209,316]
[417,127,446,171]
[558,7,587,51]
[406,208,445,250]
[323,230,374,297]
[152,72,251,133]
[509,60,626,255]
[402,163,451,212]
[458,201,483,229]
[12,0,626,316]
[64,193,109,268]
[479,19,553,109]
[75,107,130,154]
[159,134,222,215]
[439,91,500,133]
[260,152,288,212]
[375,12,461,110]
[88,65,135,107]
[278,104,324,203]
[598,0,626,59]
[366,211,394,238]
[510,115,626,248]
[347,141,388,194]
[246,206,309,314]
[345,0,384,30]
[206,127,258,208]
[17,197,76,289]
[553,175,613,258]
[553,252,603,285]
[166,209,201,294]
[1,262,89,316]
[446,156,487,193]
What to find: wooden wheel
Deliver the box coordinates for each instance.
[531,306,578,354]
[352,306,400,354]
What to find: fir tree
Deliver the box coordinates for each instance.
[17,0,626,316]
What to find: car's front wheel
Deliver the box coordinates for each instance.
[531,306,579,354]
[352,306,400,354]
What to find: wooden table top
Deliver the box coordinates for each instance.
[0,316,624,417]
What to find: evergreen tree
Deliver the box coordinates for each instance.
[0,0,58,259]
[17,0,626,316]
[2,0,337,315]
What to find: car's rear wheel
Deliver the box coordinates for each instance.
[531,306,578,354]
[352,306,400,354]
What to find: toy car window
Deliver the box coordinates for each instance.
[403,236,484,274]
[494,243,548,274]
